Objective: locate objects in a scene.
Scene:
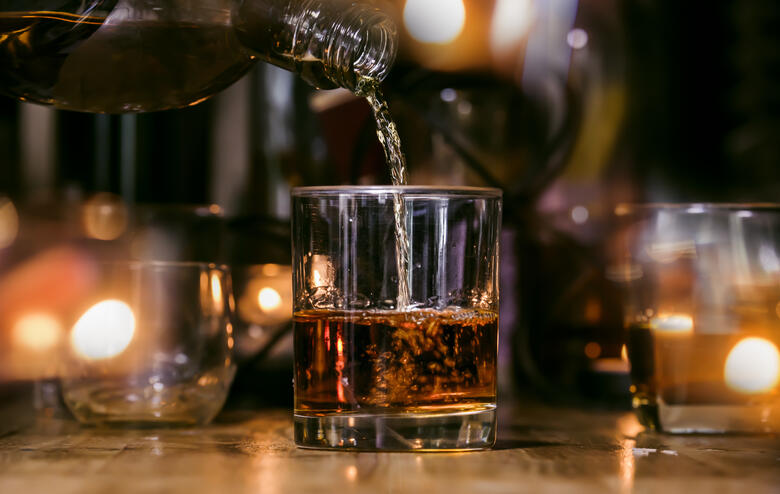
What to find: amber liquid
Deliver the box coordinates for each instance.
[627,324,780,431]
[628,325,780,403]
[0,11,256,112]
[294,309,498,415]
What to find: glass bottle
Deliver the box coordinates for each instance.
[0,0,397,113]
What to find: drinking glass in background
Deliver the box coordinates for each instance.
[60,261,236,426]
[292,186,501,451]
[226,217,293,362]
[611,204,780,433]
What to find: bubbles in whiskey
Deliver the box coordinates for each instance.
[293,308,498,414]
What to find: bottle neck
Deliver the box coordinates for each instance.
[233,0,397,92]
[318,3,397,91]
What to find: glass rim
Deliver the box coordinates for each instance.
[615,202,780,216]
[292,185,503,198]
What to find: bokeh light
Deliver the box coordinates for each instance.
[724,337,780,394]
[404,0,466,45]
[566,28,589,50]
[13,313,63,352]
[81,193,128,241]
[650,314,694,334]
[238,264,293,327]
[211,271,224,313]
[490,0,534,56]
[584,342,601,359]
[258,287,283,312]
[71,300,136,360]
[571,205,589,224]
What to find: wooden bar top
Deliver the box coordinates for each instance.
[0,403,777,493]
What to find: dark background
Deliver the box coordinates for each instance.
[1,0,779,407]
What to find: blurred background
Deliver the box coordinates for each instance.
[1,0,780,415]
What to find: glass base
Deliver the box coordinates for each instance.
[61,368,235,427]
[636,400,780,433]
[294,407,497,451]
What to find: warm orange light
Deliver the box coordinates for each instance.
[211,271,224,313]
[258,287,282,312]
[724,337,780,394]
[310,255,332,287]
[211,272,223,303]
[238,264,292,326]
[262,263,281,277]
[614,204,632,217]
[584,342,601,359]
[404,0,466,45]
[0,197,19,249]
[584,298,601,324]
[621,344,629,362]
[619,437,636,492]
[646,241,696,264]
[650,314,694,334]
[13,313,63,352]
[617,412,641,492]
[81,193,127,241]
[71,300,135,360]
[336,333,345,403]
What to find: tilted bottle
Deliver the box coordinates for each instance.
[0,0,397,113]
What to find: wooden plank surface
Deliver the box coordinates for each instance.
[0,404,777,494]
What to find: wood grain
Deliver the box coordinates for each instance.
[0,404,777,494]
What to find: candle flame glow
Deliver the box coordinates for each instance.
[650,314,694,334]
[258,287,282,312]
[71,300,135,360]
[724,337,780,394]
[310,255,332,287]
[211,271,223,310]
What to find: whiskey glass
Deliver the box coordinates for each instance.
[292,186,502,450]
[612,204,780,433]
[60,262,236,426]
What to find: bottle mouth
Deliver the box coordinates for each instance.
[325,7,398,91]
[353,15,398,84]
